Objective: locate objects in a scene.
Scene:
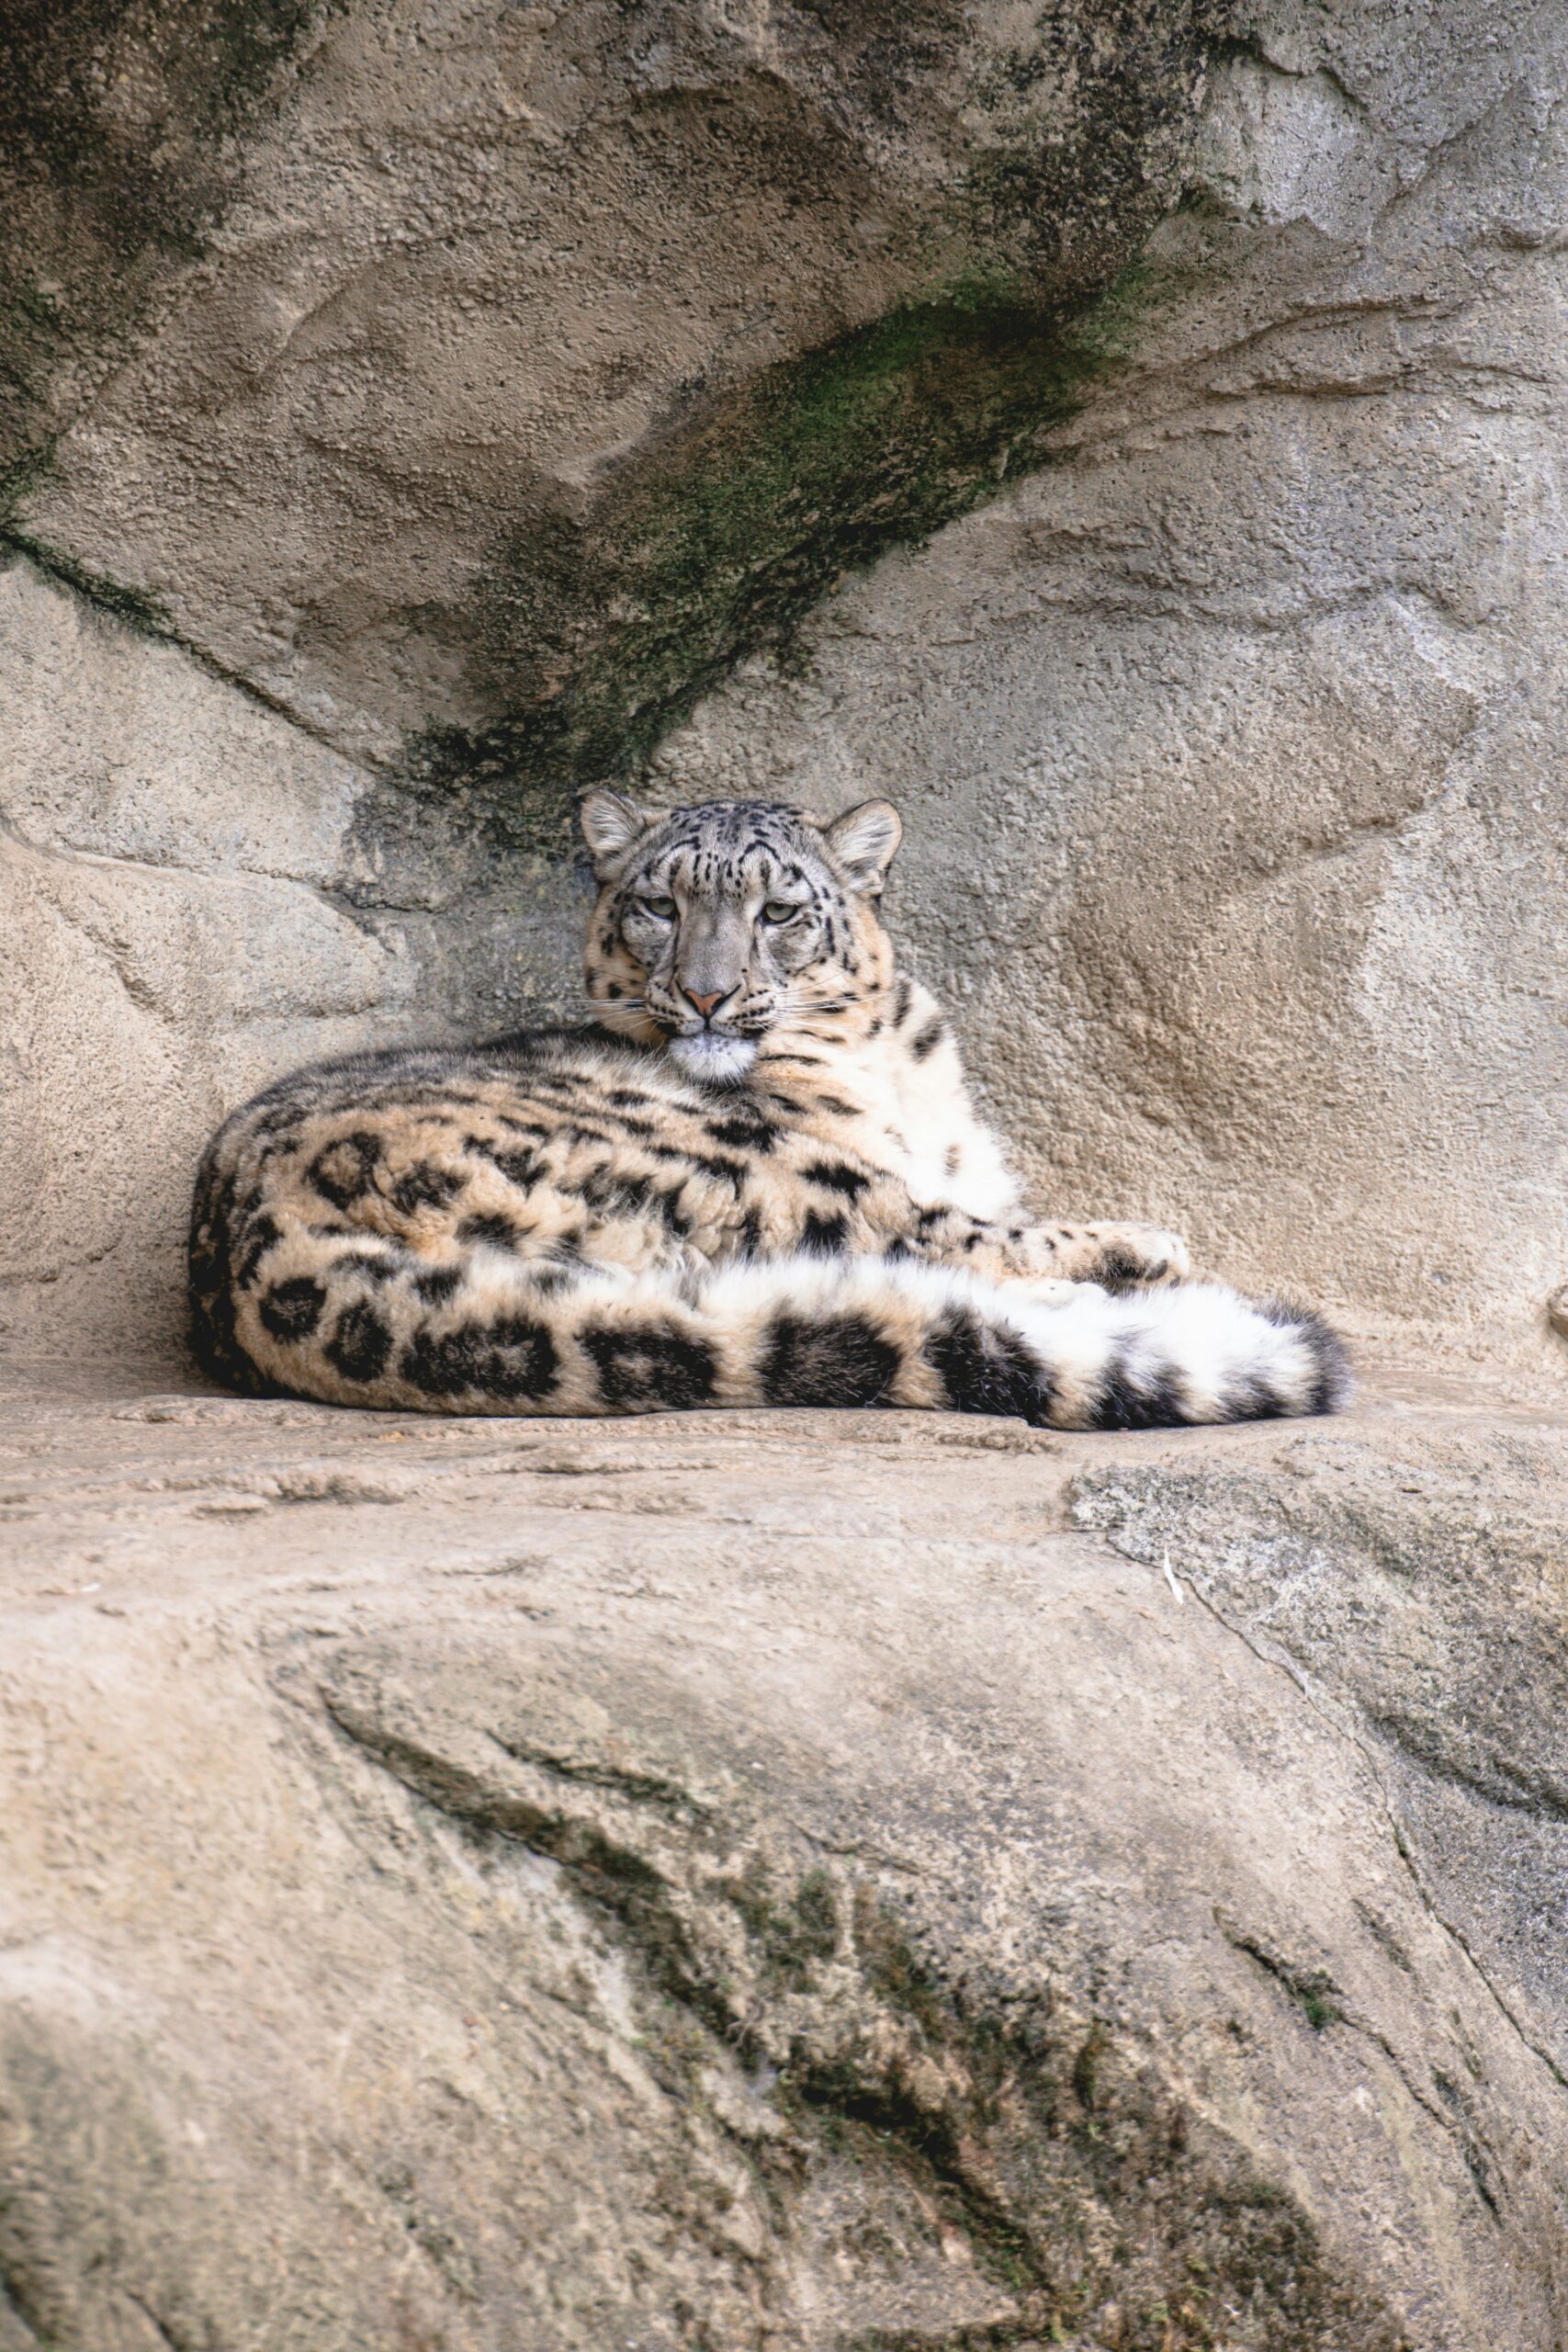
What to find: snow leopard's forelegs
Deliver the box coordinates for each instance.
[895,1205,1191,1295]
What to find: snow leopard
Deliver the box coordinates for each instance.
[187,793,1348,1427]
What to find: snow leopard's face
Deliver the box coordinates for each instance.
[580,795,901,1082]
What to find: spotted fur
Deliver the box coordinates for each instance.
[189,796,1348,1428]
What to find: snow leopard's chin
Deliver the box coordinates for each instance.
[668,1034,758,1083]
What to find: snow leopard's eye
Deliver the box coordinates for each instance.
[761,901,800,924]
[636,897,677,922]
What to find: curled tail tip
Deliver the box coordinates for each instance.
[1125,1281,1353,1422]
[1010,1278,1353,1429]
[1256,1294,1355,1417]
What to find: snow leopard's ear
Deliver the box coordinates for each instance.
[821,798,902,896]
[580,789,656,876]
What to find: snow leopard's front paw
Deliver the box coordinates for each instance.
[1076,1221,1191,1293]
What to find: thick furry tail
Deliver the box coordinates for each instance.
[683,1259,1350,1428]
[197,1220,1349,1426]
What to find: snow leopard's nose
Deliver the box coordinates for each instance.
[682,988,728,1020]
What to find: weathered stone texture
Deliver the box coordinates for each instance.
[2,1369,1567,2350]
[1,0,1220,792]
[0,561,580,1361]
[651,1,1568,1395]
[2,0,1564,1384]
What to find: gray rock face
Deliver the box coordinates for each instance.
[3,1366,1567,2351]
[0,0,1213,793]
[0,560,581,1361]
[652,2,1568,1396]
[2,0,1564,1385]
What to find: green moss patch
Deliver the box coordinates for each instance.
[401,261,1189,853]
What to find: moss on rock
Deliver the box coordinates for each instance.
[404,261,1192,853]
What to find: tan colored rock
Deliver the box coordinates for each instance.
[2,1365,1567,2347]
[0,560,581,1364]
[2,0,1212,777]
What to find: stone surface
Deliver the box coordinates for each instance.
[0,0,1216,795]
[2,1364,1567,2349]
[0,557,582,1363]
[2,0,1565,1385]
[650,0,1568,1397]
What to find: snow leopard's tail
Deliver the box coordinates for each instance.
[192,1186,1349,1427]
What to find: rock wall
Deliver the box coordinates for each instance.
[651,7,1568,1394]
[0,560,577,1361]
[3,0,1565,1385]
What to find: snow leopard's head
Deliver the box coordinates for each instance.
[580,793,901,1082]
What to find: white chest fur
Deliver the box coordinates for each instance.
[832,979,1020,1221]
